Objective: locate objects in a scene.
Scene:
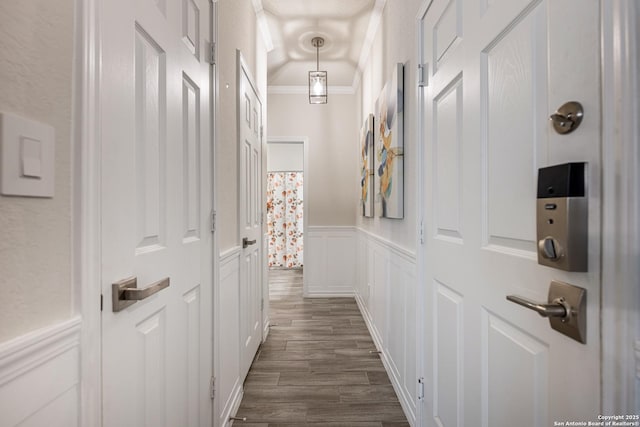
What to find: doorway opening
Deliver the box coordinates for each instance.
[266,140,305,273]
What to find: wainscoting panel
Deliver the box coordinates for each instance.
[0,317,81,427]
[355,229,417,426]
[305,227,357,297]
[217,247,243,427]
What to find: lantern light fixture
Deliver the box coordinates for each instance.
[309,37,327,104]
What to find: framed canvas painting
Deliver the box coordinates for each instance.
[360,114,375,217]
[375,63,404,219]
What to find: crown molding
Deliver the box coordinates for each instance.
[352,0,386,90]
[251,0,274,52]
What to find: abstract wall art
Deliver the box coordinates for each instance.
[375,63,404,219]
[360,113,375,217]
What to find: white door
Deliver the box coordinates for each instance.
[419,0,600,425]
[100,0,212,425]
[238,52,263,381]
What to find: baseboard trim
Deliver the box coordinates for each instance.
[263,320,270,341]
[223,386,244,427]
[304,291,355,298]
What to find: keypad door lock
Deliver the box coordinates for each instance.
[536,162,588,272]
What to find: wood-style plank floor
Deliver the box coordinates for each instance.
[233,269,409,427]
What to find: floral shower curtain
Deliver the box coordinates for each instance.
[267,172,304,268]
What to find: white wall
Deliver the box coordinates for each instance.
[267,93,358,226]
[267,142,303,171]
[356,0,422,253]
[0,0,74,342]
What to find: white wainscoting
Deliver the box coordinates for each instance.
[217,247,244,427]
[305,226,357,297]
[355,229,418,426]
[0,317,81,427]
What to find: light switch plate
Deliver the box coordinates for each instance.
[0,112,55,197]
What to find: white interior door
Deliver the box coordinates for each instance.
[100,0,212,425]
[419,0,601,425]
[238,52,263,381]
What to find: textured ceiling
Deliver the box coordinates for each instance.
[260,0,378,88]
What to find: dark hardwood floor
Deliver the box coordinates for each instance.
[233,269,409,427]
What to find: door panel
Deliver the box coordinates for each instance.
[482,311,549,427]
[433,281,462,427]
[433,76,463,242]
[482,3,547,254]
[420,0,600,425]
[238,53,263,381]
[101,0,212,425]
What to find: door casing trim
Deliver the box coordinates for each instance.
[75,0,102,425]
[600,0,640,415]
[266,137,309,296]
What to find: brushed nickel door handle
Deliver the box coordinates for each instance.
[506,280,587,344]
[506,295,568,319]
[112,277,170,312]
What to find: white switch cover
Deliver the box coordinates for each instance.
[0,112,55,197]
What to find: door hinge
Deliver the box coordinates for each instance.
[210,376,216,399]
[208,42,216,65]
[419,219,425,244]
[418,377,425,401]
[418,63,428,87]
[261,298,264,311]
[100,294,103,311]
[211,210,216,232]
[260,125,264,140]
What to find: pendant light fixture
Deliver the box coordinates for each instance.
[309,37,327,104]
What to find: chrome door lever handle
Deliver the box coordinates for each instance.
[242,237,257,248]
[112,277,170,312]
[506,295,569,319]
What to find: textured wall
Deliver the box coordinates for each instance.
[356,0,422,253]
[217,0,268,251]
[267,93,358,226]
[0,0,74,342]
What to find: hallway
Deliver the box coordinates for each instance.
[234,269,409,426]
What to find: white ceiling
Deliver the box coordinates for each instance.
[254,0,383,90]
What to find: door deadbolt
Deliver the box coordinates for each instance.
[549,101,583,134]
[538,237,563,260]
